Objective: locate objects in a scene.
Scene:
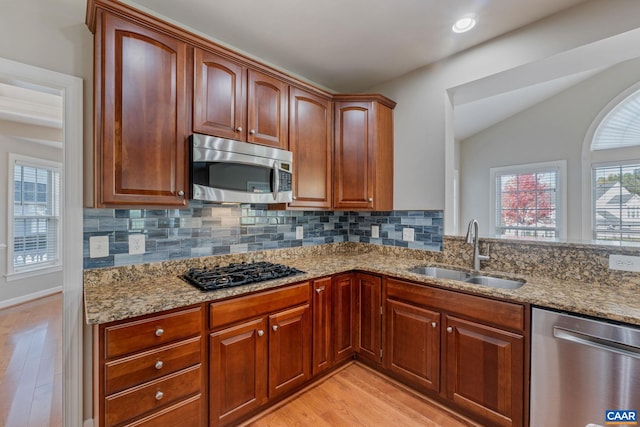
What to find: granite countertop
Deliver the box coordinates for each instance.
[84,251,640,326]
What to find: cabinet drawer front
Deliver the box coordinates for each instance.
[385,278,525,332]
[105,365,201,427]
[210,282,309,329]
[104,306,202,359]
[124,394,203,427]
[105,337,201,395]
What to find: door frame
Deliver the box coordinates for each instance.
[0,57,84,426]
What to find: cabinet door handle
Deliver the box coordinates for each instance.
[257,329,264,337]
[368,198,373,202]
[177,190,184,197]
[431,322,437,328]
[315,286,325,294]
[155,391,164,400]
[249,129,256,135]
[155,328,164,337]
[154,360,164,370]
[292,196,297,200]
[446,326,453,333]
[236,126,243,132]
[272,325,278,332]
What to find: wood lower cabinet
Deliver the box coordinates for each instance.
[208,282,311,426]
[193,47,288,149]
[91,9,189,207]
[384,277,527,427]
[93,306,205,427]
[356,273,382,364]
[312,277,333,375]
[445,316,524,427]
[288,87,332,208]
[333,273,357,363]
[385,299,440,392]
[333,95,396,210]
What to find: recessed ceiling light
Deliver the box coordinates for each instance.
[452,15,476,33]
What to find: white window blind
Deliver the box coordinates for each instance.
[9,155,61,274]
[592,89,640,151]
[592,163,640,243]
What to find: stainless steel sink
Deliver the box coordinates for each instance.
[408,266,470,281]
[407,266,525,289]
[464,275,525,289]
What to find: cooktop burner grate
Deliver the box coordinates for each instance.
[181,261,305,291]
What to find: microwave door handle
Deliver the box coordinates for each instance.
[272,162,279,201]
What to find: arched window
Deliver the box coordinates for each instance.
[586,84,640,244]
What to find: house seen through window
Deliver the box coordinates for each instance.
[9,155,61,274]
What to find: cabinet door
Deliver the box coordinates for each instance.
[385,299,440,392]
[97,12,188,207]
[289,87,332,208]
[268,304,311,398]
[247,69,288,148]
[333,101,374,209]
[445,316,524,427]
[209,318,267,427]
[193,48,246,141]
[333,273,356,363]
[312,278,332,376]
[356,273,382,364]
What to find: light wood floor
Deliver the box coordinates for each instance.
[244,363,479,427]
[0,293,63,427]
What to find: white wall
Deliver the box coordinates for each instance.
[369,0,640,212]
[459,58,640,240]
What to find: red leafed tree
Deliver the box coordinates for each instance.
[502,174,553,226]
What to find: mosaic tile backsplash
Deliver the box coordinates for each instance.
[83,202,443,269]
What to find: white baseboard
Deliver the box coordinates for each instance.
[0,285,63,309]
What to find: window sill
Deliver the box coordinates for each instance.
[5,264,62,282]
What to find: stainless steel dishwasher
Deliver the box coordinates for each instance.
[531,308,640,427]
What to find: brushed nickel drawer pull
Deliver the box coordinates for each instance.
[315,286,325,294]
[272,325,278,332]
[446,326,453,333]
[155,391,164,400]
[155,328,164,337]
[154,360,163,370]
[257,329,264,337]
[431,322,437,328]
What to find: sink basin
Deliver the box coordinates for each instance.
[407,266,525,290]
[465,275,525,290]
[408,266,470,281]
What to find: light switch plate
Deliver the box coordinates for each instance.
[402,228,415,242]
[371,225,380,238]
[609,254,640,272]
[89,236,109,258]
[296,226,304,239]
[129,234,145,255]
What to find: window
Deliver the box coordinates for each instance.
[8,154,61,276]
[592,163,640,242]
[490,161,566,240]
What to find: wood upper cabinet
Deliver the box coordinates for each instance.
[193,49,246,141]
[356,273,382,364]
[312,277,333,376]
[385,299,440,393]
[333,273,357,363]
[209,318,268,427]
[193,48,288,149]
[288,87,332,208]
[268,304,311,398]
[92,10,189,207]
[445,316,524,427]
[333,95,396,210]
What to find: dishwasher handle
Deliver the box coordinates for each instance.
[554,326,640,359]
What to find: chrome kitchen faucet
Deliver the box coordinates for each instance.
[465,219,489,271]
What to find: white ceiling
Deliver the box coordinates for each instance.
[127,0,591,92]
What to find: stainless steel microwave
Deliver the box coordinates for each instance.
[190,134,293,204]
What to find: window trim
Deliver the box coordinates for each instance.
[489,160,567,240]
[6,153,62,279]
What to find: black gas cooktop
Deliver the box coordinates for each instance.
[181,261,305,291]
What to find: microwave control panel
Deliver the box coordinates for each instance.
[279,170,292,192]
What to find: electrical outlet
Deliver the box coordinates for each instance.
[128,234,145,255]
[89,236,109,258]
[296,226,304,239]
[402,228,415,242]
[371,225,380,238]
[609,254,640,272]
